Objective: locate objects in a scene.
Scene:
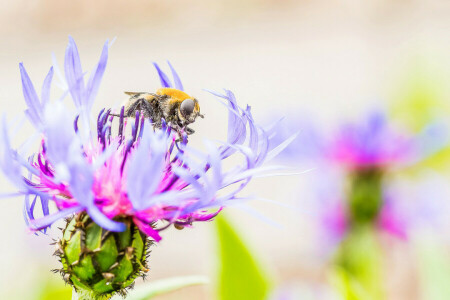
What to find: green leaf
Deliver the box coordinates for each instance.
[109,276,209,300]
[388,60,448,132]
[37,275,72,300]
[387,59,450,173]
[215,215,271,300]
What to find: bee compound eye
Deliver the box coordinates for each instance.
[180,99,195,117]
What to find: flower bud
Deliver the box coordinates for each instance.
[55,213,151,299]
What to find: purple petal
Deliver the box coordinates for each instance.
[205,142,222,190]
[134,218,162,241]
[67,161,94,207]
[246,108,258,153]
[19,63,42,128]
[215,90,248,158]
[167,61,183,91]
[40,66,54,106]
[85,41,108,110]
[0,116,26,189]
[41,195,50,216]
[127,122,167,210]
[25,195,37,221]
[88,205,126,232]
[152,62,172,88]
[44,103,77,165]
[29,205,82,231]
[65,36,85,108]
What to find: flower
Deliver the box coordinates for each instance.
[1,36,292,298]
[272,111,423,170]
[272,110,445,244]
[1,36,284,242]
[327,112,416,170]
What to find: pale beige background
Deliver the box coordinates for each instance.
[0,1,449,299]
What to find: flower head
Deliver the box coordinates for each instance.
[272,110,445,247]
[272,111,423,171]
[2,37,284,242]
[328,112,416,170]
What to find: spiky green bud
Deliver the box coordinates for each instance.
[55,213,152,300]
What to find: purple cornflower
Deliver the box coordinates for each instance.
[327,112,417,170]
[272,111,421,170]
[1,37,285,242]
[273,110,444,242]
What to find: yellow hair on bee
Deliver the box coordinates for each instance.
[156,88,192,101]
[156,88,200,111]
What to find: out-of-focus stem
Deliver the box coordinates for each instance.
[348,168,383,226]
[334,167,385,299]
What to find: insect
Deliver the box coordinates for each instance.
[120,87,203,135]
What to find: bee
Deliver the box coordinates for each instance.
[120,87,203,134]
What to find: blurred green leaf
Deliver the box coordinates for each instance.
[405,147,450,174]
[37,275,72,300]
[334,227,384,300]
[388,60,450,173]
[109,276,208,300]
[415,238,450,300]
[389,61,448,132]
[215,215,270,300]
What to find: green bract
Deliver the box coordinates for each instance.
[55,213,151,300]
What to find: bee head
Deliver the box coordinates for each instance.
[179,98,201,123]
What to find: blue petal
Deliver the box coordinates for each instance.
[205,142,222,191]
[43,103,77,165]
[246,108,259,154]
[65,36,85,108]
[40,66,54,106]
[67,160,94,207]
[29,205,82,230]
[85,41,108,110]
[87,205,126,232]
[0,116,26,189]
[127,122,167,210]
[153,62,172,88]
[208,89,248,159]
[19,63,43,128]
[41,195,50,216]
[167,61,183,91]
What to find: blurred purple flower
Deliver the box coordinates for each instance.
[273,110,446,244]
[328,112,416,170]
[272,111,429,170]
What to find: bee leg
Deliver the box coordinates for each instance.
[185,126,195,135]
[125,99,142,117]
[140,98,154,119]
[126,99,153,118]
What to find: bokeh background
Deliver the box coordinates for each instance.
[0,1,450,299]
